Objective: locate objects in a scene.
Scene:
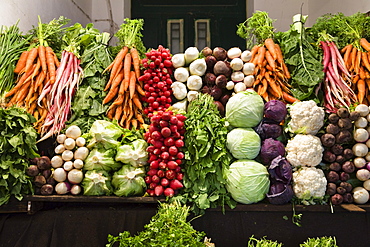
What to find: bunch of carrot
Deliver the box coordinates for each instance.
[4,45,58,132]
[250,38,298,103]
[103,46,146,130]
[341,38,370,105]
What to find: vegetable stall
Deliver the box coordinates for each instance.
[1,11,370,247]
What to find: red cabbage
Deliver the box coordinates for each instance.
[255,119,282,140]
[260,138,285,165]
[268,155,293,183]
[267,183,294,204]
[264,100,287,123]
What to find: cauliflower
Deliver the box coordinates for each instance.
[293,167,327,205]
[288,100,325,135]
[285,134,324,167]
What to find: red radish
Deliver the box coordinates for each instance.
[160,146,168,152]
[176,172,184,181]
[164,187,175,197]
[161,127,171,137]
[177,152,185,159]
[165,170,176,180]
[170,116,178,125]
[170,179,184,190]
[154,185,164,196]
[146,189,155,196]
[151,131,161,140]
[145,176,152,184]
[176,114,186,122]
[161,152,170,160]
[170,125,178,133]
[150,161,159,169]
[159,162,167,170]
[149,183,157,190]
[168,146,178,156]
[161,178,170,187]
[175,139,184,148]
[147,169,158,176]
[164,137,175,147]
[153,148,161,155]
[157,170,165,178]
[151,175,160,184]
[167,161,178,170]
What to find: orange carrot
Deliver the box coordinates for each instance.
[357,79,366,104]
[35,70,46,89]
[360,66,366,80]
[123,53,132,91]
[343,44,353,69]
[360,38,370,52]
[361,51,370,72]
[136,113,144,124]
[24,47,38,73]
[103,86,119,104]
[132,93,142,110]
[46,46,56,84]
[249,45,260,62]
[264,38,277,60]
[257,46,266,68]
[109,46,129,82]
[38,45,47,73]
[129,71,136,99]
[114,104,123,121]
[14,50,29,74]
[350,46,358,72]
[268,79,282,98]
[282,91,299,104]
[31,57,41,81]
[355,49,362,74]
[130,48,141,79]
[52,51,60,67]
[106,67,124,92]
[265,50,276,71]
[274,44,284,65]
[136,84,145,96]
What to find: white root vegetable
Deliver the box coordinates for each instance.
[355,117,368,128]
[356,169,370,181]
[363,180,370,191]
[184,47,199,64]
[186,75,203,90]
[62,150,74,161]
[65,125,81,139]
[54,144,66,154]
[171,99,188,111]
[64,138,76,150]
[75,137,86,147]
[231,71,244,82]
[241,50,252,62]
[54,168,67,182]
[242,62,255,75]
[234,82,247,93]
[354,128,369,143]
[189,58,206,76]
[354,157,367,168]
[353,186,369,204]
[230,58,244,71]
[353,143,369,157]
[171,53,186,68]
[355,104,370,117]
[63,161,74,171]
[68,169,84,184]
[171,81,188,100]
[51,155,64,168]
[243,75,255,87]
[73,159,84,169]
[174,67,189,82]
[55,182,71,195]
[74,146,89,161]
[227,47,242,59]
[70,184,82,195]
[226,81,235,90]
[56,134,67,144]
[187,91,199,102]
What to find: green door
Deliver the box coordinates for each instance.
[131,0,246,53]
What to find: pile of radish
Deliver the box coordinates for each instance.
[143,110,186,197]
[49,125,89,195]
[140,45,174,117]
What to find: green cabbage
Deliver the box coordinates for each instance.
[115,139,148,167]
[226,128,261,159]
[112,165,146,197]
[225,91,264,128]
[226,159,270,204]
[82,170,112,196]
[85,120,124,149]
[84,148,122,171]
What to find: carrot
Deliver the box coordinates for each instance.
[361,51,370,72]
[109,94,125,110]
[360,38,370,52]
[123,53,132,91]
[131,119,138,130]
[38,45,47,73]
[52,51,60,67]
[357,79,366,104]
[109,46,129,82]
[24,47,38,73]
[257,46,266,67]
[136,84,145,96]
[350,46,358,72]
[355,49,362,74]
[353,74,360,84]
[46,46,56,84]
[129,71,136,99]
[249,45,260,63]
[14,80,32,103]
[264,38,277,60]
[105,67,124,92]
[132,93,142,110]
[259,78,268,95]
[130,48,141,79]
[359,66,366,80]
[35,70,46,89]
[274,44,284,64]
[282,91,299,104]
[343,44,353,69]
[136,113,144,124]
[14,50,29,74]
[31,57,41,81]
[102,86,119,105]
[114,104,123,121]
[265,50,276,71]
[106,105,117,119]
[268,79,282,98]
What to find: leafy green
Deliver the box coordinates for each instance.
[236,11,276,48]
[0,107,39,206]
[174,93,236,215]
[308,12,370,49]
[106,200,208,247]
[66,26,113,133]
[275,15,324,101]
[247,235,283,247]
[300,236,338,247]
[114,18,146,58]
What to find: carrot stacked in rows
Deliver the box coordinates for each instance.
[5,45,58,132]
[250,38,298,103]
[341,38,370,104]
[103,47,145,129]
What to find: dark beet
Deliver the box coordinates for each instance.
[204,72,216,86]
[327,171,340,183]
[214,101,225,116]
[329,162,341,172]
[323,150,336,163]
[202,47,213,57]
[220,94,230,106]
[326,124,340,135]
[34,175,46,187]
[337,108,350,118]
[320,133,336,147]
[338,118,352,130]
[213,47,227,61]
[336,186,346,195]
[209,86,222,100]
[40,184,54,195]
[331,194,343,205]
[340,172,350,181]
[328,113,339,124]
[343,193,354,203]
[215,75,227,88]
[339,181,353,193]
[37,156,51,170]
[205,56,217,71]
[327,183,337,196]
[343,149,354,160]
[342,161,355,173]
[26,165,40,177]
[349,111,360,121]
[335,155,346,164]
[331,144,343,155]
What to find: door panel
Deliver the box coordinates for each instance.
[131,0,246,52]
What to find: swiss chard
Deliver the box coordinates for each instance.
[0,107,39,206]
[174,93,236,215]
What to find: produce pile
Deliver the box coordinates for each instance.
[2,11,370,221]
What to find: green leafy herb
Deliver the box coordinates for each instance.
[174,93,236,215]
[106,200,209,247]
[114,18,146,58]
[247,235,283,247]
[237,11,276,48]
[300,236,338,247]
[0,107,39,206]
[275,14,324,101]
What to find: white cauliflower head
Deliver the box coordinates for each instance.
[285,134,324,167]
[288,100,325,135]
[293,167,327,204]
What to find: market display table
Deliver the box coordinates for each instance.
[0,196,370,247]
